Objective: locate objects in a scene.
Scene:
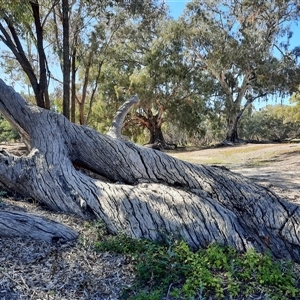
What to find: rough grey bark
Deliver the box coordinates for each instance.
[0,211,78,242]
[107,95,140,140]
[0,79,300,261]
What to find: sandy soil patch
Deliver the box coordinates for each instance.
[170,142,300,204]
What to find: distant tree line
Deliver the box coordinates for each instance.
[0,0,299,146]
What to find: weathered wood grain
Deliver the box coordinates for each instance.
[0,78,300,261]
[0,211,78,242]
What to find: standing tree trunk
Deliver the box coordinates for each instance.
[1,79,300,262]
[135,106,176,149]
[225,98,258,143]
[30,1,51,110]
[71,46,77,123]
[62,0,70,120]
[146,106,165,146]
[77,50,93,125]
[226,114,240,143]
[146,114,176,149]
[148,116,165,145]
[0,6,50,109]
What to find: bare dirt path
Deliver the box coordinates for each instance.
[170,142,300,204]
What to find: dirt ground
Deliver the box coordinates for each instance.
[170,142,300,204]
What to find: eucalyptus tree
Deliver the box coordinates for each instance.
[179,0,300,142]
[0,0,166,123]
[48,0,128,122]
[239,104,300,141]
[38,0,120,121]
[73,2,168,141]
[62,0,70,119]
[289,86,300,122]
[97,16,211,148]
[0,0,54,109]
[62,0,167,125]
[128,26,201,147]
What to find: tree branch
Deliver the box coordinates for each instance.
[107,95,140,140]
[0,211,78,242]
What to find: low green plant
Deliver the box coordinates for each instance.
[95,233,300,300]
[79,220,108,247]
[95,234,187,299]
[0,114,19,142]
[95,233,151,254]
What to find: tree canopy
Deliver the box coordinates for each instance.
[177,0,300,142]
[0,0,299,144]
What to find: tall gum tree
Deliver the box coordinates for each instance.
[105,18,209,148]
[0,0,164,123]
[2,79,300,262]
[0,0,52,109]
[179,0,300,143]
[78,3,170,143]
[66,0,167,126]
[49,0,118,123]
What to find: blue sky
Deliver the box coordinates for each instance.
[166,1,188,18]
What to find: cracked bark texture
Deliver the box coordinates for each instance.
[0,79,300,261]
[0,211,78,242]
[107,95,139,140]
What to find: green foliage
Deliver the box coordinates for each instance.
[84,98,112,133]
[178,0,300,141]
[177,243,299,299]
[1,0,300,143]
[95,233,150,254]
[96,234,187,300]
[79,220,108,248]
[239,105,300,141]
[0,114,19,142]
[289,87,300,123]
[95,233,300,300]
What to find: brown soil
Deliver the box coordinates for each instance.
[0,142,300,299]
[170,142,300,204]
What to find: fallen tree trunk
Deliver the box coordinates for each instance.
[0,211,78,242]
[0,79,300,261]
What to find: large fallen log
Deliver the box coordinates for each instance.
[0,79,300,261]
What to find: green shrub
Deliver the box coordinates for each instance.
[0,114,19,142]
[95,234,300,300]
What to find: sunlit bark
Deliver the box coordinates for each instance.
[0,79,300,262]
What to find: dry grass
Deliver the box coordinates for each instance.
[0,198,135,300]
[169,143,300,166]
